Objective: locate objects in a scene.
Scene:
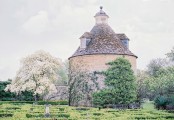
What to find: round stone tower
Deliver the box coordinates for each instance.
[68,7,137,106]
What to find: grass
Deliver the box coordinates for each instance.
[0,101,174,120]
[142,101,155,110]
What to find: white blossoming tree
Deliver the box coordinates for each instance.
[5,50,63,102]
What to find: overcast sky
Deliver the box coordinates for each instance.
[0,0,174,81]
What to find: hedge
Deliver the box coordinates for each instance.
[0,101,68,105]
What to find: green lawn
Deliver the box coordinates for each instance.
[0,101,173,120]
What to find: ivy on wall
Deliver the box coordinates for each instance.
[69,71,100,106]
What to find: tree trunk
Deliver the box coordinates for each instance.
[34,94,38,104]
[34,95,37,101]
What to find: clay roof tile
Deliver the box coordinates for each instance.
[69,24,137,59]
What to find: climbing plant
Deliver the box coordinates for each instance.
[93,57,137,107]
[69,70,99,106]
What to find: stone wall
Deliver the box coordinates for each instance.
[69,54,137,74]
[69,54,137,106]
[44,85,68,101]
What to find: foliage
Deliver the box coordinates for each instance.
[147,58,168,77]
[54,60,68,85]
[36,100,68,105]
[137,61,174,109]
[5,50,65,101]
[137,47,174,101]
[0,80,34,101]
[148,67,174,99]
[0,80,16,101]
[136,70,150,101]
[136,67,174,101]
[93,89,112,107]
[93,57,137,107]
[0,113,13,117]
[18,91,34,101]
[0,100,68,105]
[154,95,174,110]
[154,96,168,109]
[0,101,174,120]
[69,71,99,106]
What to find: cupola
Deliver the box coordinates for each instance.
[94,6,109,25]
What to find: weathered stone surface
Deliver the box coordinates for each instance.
[69,54,137,75]
[44,85,68,101]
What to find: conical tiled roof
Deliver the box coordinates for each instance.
[69,8,137,59]
[69,24,137,58]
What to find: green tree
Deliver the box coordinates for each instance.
[93,57,137,107]
[0,80,34,101]
[148,67,174,97]
[136,70,150,101]
[147,58,168,77]
[0,80,16,101]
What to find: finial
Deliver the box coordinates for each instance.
[100,6,103,10]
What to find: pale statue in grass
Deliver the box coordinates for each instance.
[5,50,64,101]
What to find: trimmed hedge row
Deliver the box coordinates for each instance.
[26,113,70,118]
[132,115,174,119]
[0,113,13,117]
[0,101,68,105]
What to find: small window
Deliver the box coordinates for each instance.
[86,39,91,45]
[80,38,87,49]
[122,39,129,48]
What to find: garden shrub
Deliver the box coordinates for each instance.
[76,107,90,111]
[56,113,70,118]
[153,95,174,110]
[93,89,112,107]
[0,101,33,105]
[6,107,21,110]
[107,110,119,112]
[0,113,13,117]
[26,113,44,118]
[0,100,68,105]
[134,116,158,119]
[164,115,174,119]
[154,96,168,109]
[26,114,32,118]
[167,110,174,113]
[58,108,65,111]
[93,113,103,116]
[37,101,68,105]
[81,113,87,116]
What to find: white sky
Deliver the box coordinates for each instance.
[0,0,174,80]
